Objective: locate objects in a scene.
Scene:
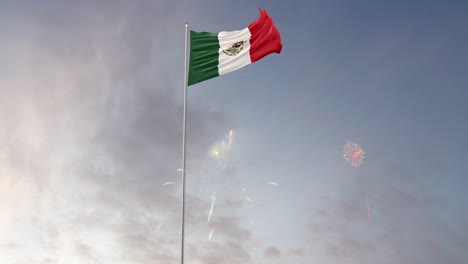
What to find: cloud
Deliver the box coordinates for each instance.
[289,248,305,257]
[264,246,281,258]
[75,242,99,263]
[324,238,375,258]
[303,173,468,264]
[0,1,257,263]
[192,241,251,264]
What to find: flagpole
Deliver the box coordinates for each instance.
[181,22,189,264]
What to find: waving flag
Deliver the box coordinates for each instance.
[188,9,282,86]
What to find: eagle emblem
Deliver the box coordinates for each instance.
[222,41,246,56]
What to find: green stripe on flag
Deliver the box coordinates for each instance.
[188,31,220,86]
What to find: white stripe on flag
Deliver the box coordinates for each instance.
[217,28,252,76]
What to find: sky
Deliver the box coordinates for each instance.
[1,0,468,263]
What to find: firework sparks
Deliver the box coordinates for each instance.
[163,181,175,186]
[227,129,234,150]
[207,195,216,224]
[267,182,279,186]
[209,130,235,166]
[208,228,215,241]
[244,196,252,203]
[177,168,192,176]
[209,142,223,161]
[343,141,365,167]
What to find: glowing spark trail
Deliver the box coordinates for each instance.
[163,182,175,186]
[207,195,216,224]
[208,228,214,241]
[267,182,279,186]
[177,168,192,176]
[343,141,365,167]
[244,196,252,202]
[209,129,235,167]
[227,130,234,150]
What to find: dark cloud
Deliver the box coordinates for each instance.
[304,182,468,264]
[324,238,375,258]
[0,1,261,263]
[194,241,251,264]
[290,248,305,257]
[264,246,281,258]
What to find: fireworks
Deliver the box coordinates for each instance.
[226,129,234,150]
[162,181,175,186]
[209,129,235,166]
[207,195,216,224]
[177,168,192,176]
[208,228,215,241]
[267,182,279,186]
[342,141,369,223]
[209,142,224,161]
[342,141,365,167]
[156,223,163,230]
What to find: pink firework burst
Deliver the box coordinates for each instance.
[343,141,365,167]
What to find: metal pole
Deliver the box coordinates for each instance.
[181,22,189,264]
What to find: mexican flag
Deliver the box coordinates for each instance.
[188,9,282,86]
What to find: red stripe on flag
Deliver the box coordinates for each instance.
[248,9,283,63]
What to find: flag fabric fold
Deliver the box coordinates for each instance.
[188,9,282,86]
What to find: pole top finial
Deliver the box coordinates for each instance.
[185,22,189,28]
